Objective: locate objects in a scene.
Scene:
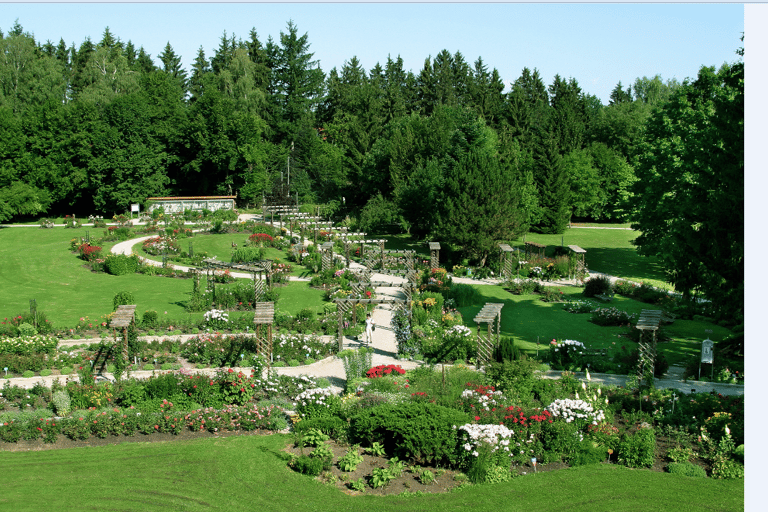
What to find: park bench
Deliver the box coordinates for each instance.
[595,293,614,302]
[583,348,608,358]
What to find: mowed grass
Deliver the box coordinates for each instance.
[0,228,320,326]
[0,434,744,512]
[457,285,733,366]
[0,227,197,325]
[512,228,669,289]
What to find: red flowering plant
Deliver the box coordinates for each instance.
[366,364,406,379]
[248,233,274,246]
[77,242,103,262]
[215,367,257,405]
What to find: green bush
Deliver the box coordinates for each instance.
[583,276,613,298]
[104,254,140,276]
[540,419,581,462]
[617,427,656,468]
[39,369,51,377]
[22,370,34,378]
[350,402,469,465]
[231,246,266,264]
[113,291,135,311]
[493,336,522,363]
[17,323,37,337]
[142,310,158,328]
[290,454,330,476]
[60,366,73,375]
[446,283,481,308]
[486,359,539,403]
[667,462,707,478]
[293,416,349,441]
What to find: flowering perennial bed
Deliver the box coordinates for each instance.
[0,335,58,355]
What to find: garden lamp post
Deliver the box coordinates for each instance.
[531,457,537,473]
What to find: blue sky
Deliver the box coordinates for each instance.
[2,2,744,105]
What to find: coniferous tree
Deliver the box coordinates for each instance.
[532,127,570,233]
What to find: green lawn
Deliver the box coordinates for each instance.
[513,228,669,289]
[0,434,743,512]
[457,285,733,366]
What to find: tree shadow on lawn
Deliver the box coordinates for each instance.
[584,247,667,284]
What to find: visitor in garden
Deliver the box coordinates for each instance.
[365,313,375,345]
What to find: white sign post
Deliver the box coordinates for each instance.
[130,203,139,219]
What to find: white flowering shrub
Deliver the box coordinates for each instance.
[547,398,605,429]
[203,309,229,329]
[294,387,341,419]
[548,339,586,370]
[456,423,515,482]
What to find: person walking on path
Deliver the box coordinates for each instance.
[365,313,375,346]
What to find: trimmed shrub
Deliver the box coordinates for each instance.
[667,462,707,478]
[104,254,140,276]
[583,276,613,298]
[350,402,470,465]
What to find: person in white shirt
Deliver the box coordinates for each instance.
[365,313,375,345]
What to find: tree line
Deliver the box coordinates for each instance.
[0,21,743,319]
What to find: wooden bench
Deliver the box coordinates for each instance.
[595,293,614,302]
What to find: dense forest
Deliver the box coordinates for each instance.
[1,21,683,226]
[0,21,744,317]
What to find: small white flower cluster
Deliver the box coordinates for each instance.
[457,423,515,458]
[461,388,505,411]
[546,398,605,425]
[294,387,334,416]
[204,309,229,323]
[446,325,472,338]
[551,339,585,353]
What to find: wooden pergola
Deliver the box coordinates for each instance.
[524,241,546,258]
[429,242,441,271]
[333,298,409,351]
[202,258,273,302]
[567,245,587,278]
[474,303,504,369]
[253,302,275,368]
[109,305,136,364]
[499,244,514,280]
[635,309,662,384]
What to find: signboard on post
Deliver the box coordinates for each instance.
[131,204,139,218]
[701,339,714,364]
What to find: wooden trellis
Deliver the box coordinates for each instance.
[320,242,335,271]
[474,303,504,370]
[203,258,273,302]
[264,205,297,231]
[253,302,275,368]
[567,245,587,278]
[382,250,416,272]
[499,244,514,280]
[110,305,136,364]
[429,242,441,271]
[333,298,409,351]
[635,309,662,385]
[350,281,419,303]
[525,241,546,258]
